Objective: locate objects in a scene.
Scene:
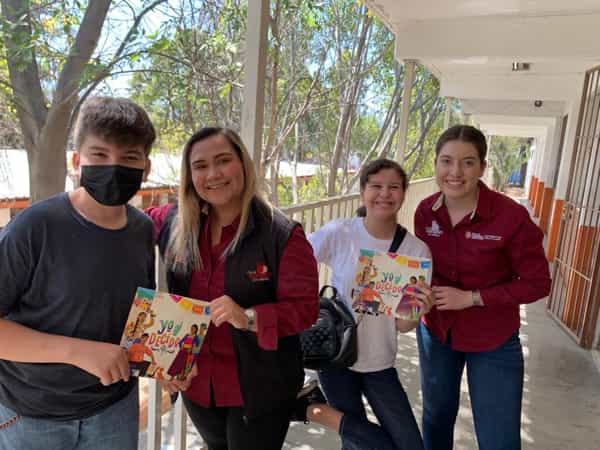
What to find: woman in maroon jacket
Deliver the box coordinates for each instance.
[414,125,551,450]
[146,127,319,450]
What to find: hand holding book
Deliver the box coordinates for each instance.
[69,340,131,386]
[407,283,435,316]
[162,364,198,395]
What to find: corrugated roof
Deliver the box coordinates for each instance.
[0,149,323,200]
[0,149,182,200]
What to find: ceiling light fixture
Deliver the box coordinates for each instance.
[512,62,531,71]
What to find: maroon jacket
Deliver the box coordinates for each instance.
[414,182,551,352]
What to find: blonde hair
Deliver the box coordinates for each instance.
[166,127,268,274]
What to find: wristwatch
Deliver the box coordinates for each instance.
[244,308,256,330]
[471,290,483,307]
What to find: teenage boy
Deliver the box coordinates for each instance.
[0,97,156,450]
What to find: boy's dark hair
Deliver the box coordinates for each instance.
[356,158,408,217]
[141,333,149,338]
[435,125,487,162]
[74,97,156,155]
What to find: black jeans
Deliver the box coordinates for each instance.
[182,395,291,450]
[319,366,423,450]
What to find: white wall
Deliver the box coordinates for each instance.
[539,118,563,187]
[555,90,585,199]
[0,208,10,228]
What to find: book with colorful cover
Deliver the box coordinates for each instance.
[352,250,432,320]
[120,287,211,380]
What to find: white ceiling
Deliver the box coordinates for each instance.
[366,0,600,23]
[364,0,600,134]
[461,99,566,117]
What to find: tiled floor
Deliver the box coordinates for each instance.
[140,300,600,450]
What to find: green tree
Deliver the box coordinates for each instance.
[488,135,530,191]
[0,58,21,147]
[127,0,447,205]
[0,0,165,202]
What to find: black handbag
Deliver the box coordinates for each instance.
[300,285,357,370]
[300,225,408,370]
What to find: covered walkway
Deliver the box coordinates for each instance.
[139,2,600,448]
[140,297,600,450]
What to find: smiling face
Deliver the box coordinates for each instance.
[189,134,245,212]
[360,168,406,221]
[435,140,486,203]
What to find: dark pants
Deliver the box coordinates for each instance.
[417,323,524,450]
[182,395,291,450]
[319,366,424,450]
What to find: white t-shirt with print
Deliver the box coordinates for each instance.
[308,217,432,373]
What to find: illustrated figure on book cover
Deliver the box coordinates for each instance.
[167,323,207,380]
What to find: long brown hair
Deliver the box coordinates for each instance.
[166,127,268,274]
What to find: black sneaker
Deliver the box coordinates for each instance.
[291,380,327,423]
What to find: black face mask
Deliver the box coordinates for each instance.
[80,165,144,206]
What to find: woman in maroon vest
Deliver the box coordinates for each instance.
[146,127,319,450]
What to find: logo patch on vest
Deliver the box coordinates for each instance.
[247,262,271,282]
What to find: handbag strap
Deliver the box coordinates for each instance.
[389,225,407,253]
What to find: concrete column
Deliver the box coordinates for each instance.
[544,117,564,187]
[533,133,545,178]
[538,122,557,185]
[556,94,584,199]
[443,97,452,130]
[525,134,545,196]
[395,60,417,165]
[241,0,269,166]
[524,141,534,194]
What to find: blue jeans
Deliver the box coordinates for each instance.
[319,366,424,450]
[0,386,139,450]
[417,323,524,450]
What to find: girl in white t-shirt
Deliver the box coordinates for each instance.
[300,159,434,450]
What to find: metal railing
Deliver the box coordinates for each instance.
[144,177,438,450]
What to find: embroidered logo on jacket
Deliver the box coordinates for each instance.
[465,231,502,241]
[247,262,271,282]
[426,220,443,237]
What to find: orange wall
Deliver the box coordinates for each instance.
[0,199,29,209]
[546,198,565,262]
[529,177,538,203]
[538,187,554,234]
[533,181,545,217]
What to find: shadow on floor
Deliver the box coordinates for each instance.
[140,301,600,450]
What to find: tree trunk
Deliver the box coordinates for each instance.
[2,0,164,202]
[327,11,372,196]
[26,98,76,202]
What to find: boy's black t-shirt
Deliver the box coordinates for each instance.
[0,193,155,420]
